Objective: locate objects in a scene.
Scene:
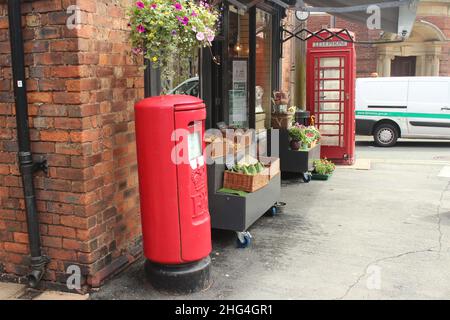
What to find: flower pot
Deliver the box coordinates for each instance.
[290,140,301,151]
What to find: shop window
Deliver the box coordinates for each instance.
[226,5,250,128]
[255,9,272,130]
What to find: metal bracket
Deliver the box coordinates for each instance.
[33,156,48,175]
[281,27,405,45]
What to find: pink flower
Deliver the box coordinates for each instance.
[174,3,182,10]
[132,47,143,55]
[136,1,145,9]
[196,32,205,41]
[137,24,146,33]
[207,33,215,42]
[191,10,197,17]
[151,3,157,9]
[177,16,189,25]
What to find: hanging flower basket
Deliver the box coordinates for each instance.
[128,0,220,84]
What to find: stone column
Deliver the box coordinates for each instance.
[377,54,394,77]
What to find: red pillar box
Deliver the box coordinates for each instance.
[135,95,212,293]
[306,30,356,165]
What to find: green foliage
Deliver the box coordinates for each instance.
[231,162,265,176]
[128,0,219,82]
[313,159,336,175]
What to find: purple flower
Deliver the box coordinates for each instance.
[132,47,143,55]
[174,3,182,10]
[196,32,205,41]
[171,30,177,36]
[137,24,146,33]
[136,1,145,9]
[191,10,197,17]
[177,16,189,25]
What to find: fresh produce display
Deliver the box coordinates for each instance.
[230,162,265,176]
[288,123,321,150]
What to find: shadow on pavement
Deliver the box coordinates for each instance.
[356,140,450,148]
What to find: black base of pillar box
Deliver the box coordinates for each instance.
[144,256,211,294]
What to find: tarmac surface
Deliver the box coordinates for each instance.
[92,137,450,300]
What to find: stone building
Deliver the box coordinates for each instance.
[306,0,450,77]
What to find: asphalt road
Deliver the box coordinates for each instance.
[92,138,450,300]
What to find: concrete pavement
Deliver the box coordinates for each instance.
[90,140,450,299]
[2,138,449,300]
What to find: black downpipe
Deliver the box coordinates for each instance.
[7,0,49,288]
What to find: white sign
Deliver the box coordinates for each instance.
[313,41,348,48]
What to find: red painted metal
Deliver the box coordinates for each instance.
[306,29,356,165]
[134,95,212,265]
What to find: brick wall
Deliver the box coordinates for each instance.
[0,0,143,288]
[306,14,379,78]
[306,12,450,78]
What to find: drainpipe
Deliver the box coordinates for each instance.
[7,0,49,288]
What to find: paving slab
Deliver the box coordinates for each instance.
[33,291,89,300]
[0,283,26,300]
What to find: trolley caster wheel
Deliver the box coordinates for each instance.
[301,172,312,183]
[236,232,252,248]
[266,206,277,217]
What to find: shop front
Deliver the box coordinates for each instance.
[201,1,287,132]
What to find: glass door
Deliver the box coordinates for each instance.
[224,4,250,128]
[313,55,347,149]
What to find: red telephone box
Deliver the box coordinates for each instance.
[306,30,356,165]
[134,95,211,293]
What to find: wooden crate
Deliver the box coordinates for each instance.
[271,113,294,129]
[259,156,280,180]
[223,171,269,193]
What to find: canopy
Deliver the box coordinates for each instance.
[275,0,419,38]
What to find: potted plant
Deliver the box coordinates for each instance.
[312,159,336,180]
[288,126,304,151]
[128,0,220,91]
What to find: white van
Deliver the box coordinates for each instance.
[356,77,450,147]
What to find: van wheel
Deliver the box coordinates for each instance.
[373,124,398,147]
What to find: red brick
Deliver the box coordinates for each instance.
[42,236,62,249]
[28,92,53,103]
[40,130,69,142]
[4,242,29,254]
[48,225,76,238]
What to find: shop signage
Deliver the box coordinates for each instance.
[230,59,248,125]
[313,41,348,48]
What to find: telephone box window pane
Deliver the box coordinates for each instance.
[188,132,202,161]
[320,69,340,79]
[321,136,340,146]
[320,125,340,135]
[319,113,340,123]
[320,80,340,90]
[320,102,340,111]
[321,91,340,101]
[320,57,340,67]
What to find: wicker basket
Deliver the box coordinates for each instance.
[271,113,294,129]
[223,171,269,193]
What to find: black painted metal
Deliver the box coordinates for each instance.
[273,129,321,173]
[7,0,49,287]
[207,160,281,232]
[248,7,256,129]
[144,59,161,98]
[281,27,405,45]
